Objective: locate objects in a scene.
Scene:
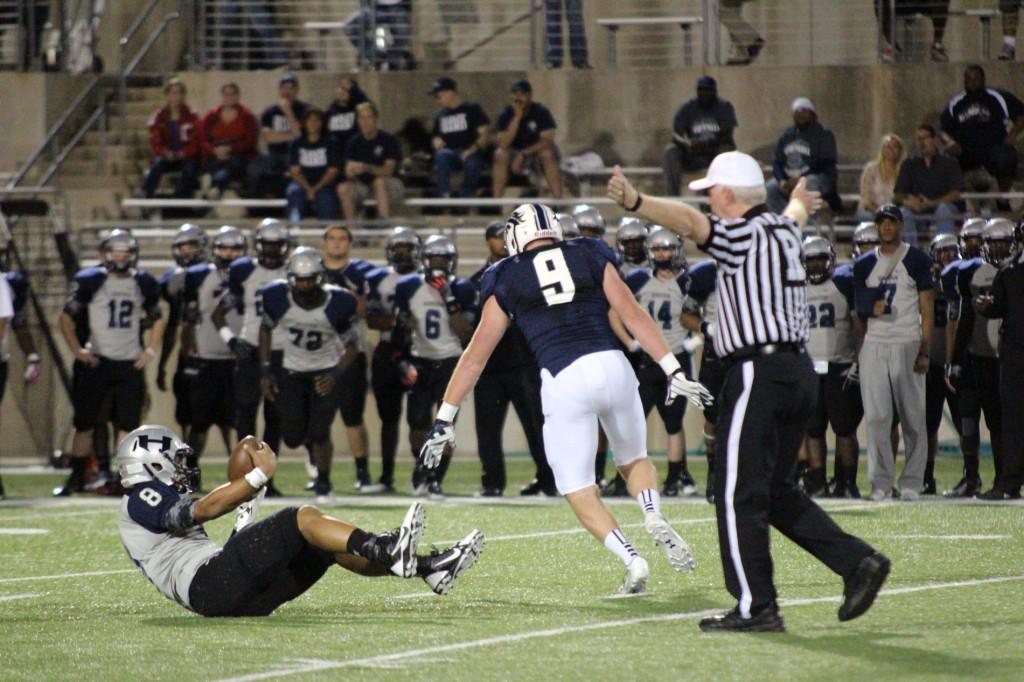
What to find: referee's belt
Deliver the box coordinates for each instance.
[727,342,805,363]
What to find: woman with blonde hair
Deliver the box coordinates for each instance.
[857,133,905,218]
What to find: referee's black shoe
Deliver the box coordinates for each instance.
[838,552,891,622]
[699,604,785,633]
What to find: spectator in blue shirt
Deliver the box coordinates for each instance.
[338,102,404,220]
[492,80,563,199]
[766,97,838,214]
[429,77,490,199]
[662,76,737,194]
[248,74,309,197]
[286,109,340,222]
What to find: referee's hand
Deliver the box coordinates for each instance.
[607,165,639,210]
[789,177,823,214]
[666,370,714,409]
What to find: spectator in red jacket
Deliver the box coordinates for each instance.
[199,82,259,195]
[142,79,200,198]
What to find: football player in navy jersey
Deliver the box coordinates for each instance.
[365,227,422,493]
[615,217,650,276]
[56,229,166,496]
[320,224,377,490]
[157,224,208,443]
[421,204,710,594]
[393,235,477,498]
[179,226,246,483]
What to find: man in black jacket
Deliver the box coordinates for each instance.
[766,97,838,214]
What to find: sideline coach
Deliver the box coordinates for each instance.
[609,152,889,633]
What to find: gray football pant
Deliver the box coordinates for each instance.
[859,340,928,492]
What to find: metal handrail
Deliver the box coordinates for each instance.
[119,0,167,54]
[446,1,543,69]
[120,11,181,131]
[39,105,107,187]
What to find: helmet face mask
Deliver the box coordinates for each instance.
[929,234,961,269]
[852,222,879,257]
[287,247,326,308]
[646,227,684,272]
[571,204,605,237]
[117,426,198,493]
[212,226,247,270]
[102,230,139,273]
[256,219,291,269]
[421,235,458,279]
[172,224,208,267]
[960,218,986,259]
[802,236,835,284]
[386,227,421,273]
[982,219,1018,267]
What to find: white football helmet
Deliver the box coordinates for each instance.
[504,203,562,256]
[116,425,197,492]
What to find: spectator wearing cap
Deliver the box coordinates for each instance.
[338,102,404,220]
[142,78,200,199]
[429,77,491,199]
[893,125,963,245]
[248,74,310,197]
[286,108,340,222]
[199,82,259,196]
[325,76,370,156]
[662,76,738,195]
[766,97,838,214]
[492,80,563,200]
[940,65,1024,204]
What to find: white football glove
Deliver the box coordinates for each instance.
[23,353,41,385]
[419,419,456,469]
[666,370,714,409]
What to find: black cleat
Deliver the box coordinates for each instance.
[520,478,556,497]
[699,605,785,633]
[944,475,981,498]
[264,480,284,498]
[662,477,681,497]
[600,474,629,497]
[839,552,891,622]
[427,481,445,500]
[52,471,85,497]
[313,478,332,498]
[976,487,1021,501]
[706,471,716,505]
[474,487,503,498]
[920,477,937,495]
[422,529,485,595]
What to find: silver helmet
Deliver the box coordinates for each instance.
[116,425,197,492]
[172,224,208,267]
[287,246,325,285]
[852,222,879,257]
[929,233,960,268]
[802,235,835,284]
[212,225,247,270]
[504,204,561,257]
[555,212,580,239]
[421,235,458,278]
[101,229,139,273]
[982,219,1017,267]
[960,217,987,259]
[616,217,649,265]
[646,227,685,271]
[572,204,606,236]
[255,218,291,269]
[386,226,422,272]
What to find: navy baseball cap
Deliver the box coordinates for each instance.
[428,77,457,96]
[278,73,299,86]
[696,76,717,90]
[874,204,903,224]
[485,221,506,239]
[510,79,532,93]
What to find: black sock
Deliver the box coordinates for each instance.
[595,451,608,480]
[964,454,979,478]
[355,457,369,480]
[924,459,935,482]
[317,470,331,485]
[381,451,395,486]
[435,456,451,483]
[347,527,380,561]
[666,461,684,484]
[415,555,433,578]
[843,465,858,488]
[71,457,88,477]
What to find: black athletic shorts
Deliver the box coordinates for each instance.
[371,343,407,423]
[190,359,235,432]
[337,352,368,428]
[698,349,726,426]
[188,507,334,617]
[72,357,144,431]
[806,361,863,438]
[407,357,458,431]
[0,361,7,404]
[278,368,339,448]
[637,353,691,435]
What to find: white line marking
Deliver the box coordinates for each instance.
[388,592,436,600]
[0,509,114,521]
[215,574,1024,682]
[881,534,1009,541]
[0,528,50,535]
[0,569,134,584]
[0,593,42,603]
[601,592,650,600]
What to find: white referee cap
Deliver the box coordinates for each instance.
[688,151,765,191]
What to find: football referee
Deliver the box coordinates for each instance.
[609,153,890,633]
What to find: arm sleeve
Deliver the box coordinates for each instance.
[260,282,289,326]
[138,273,163,320]
[63,269,102,317]
[833,266,856,309]
[624,270,649,295]
[537,105,557,132]
[495,107,511,133]
[288,140,299,167]
[478,265,508,315]
[722,102,738,131]
[1003,90,1024,121]
[0,277,12,320]
[326,289,357,334]
[906,249,934,291]
[241,109,259,154]
[939,100,956,136]
[852,256,878,319]
[125,483,183,533]
[453,279,479,313]
[472,103,490,127]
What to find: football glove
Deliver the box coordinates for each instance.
[229,338,254,362]
[666,370,714,408]
[23,353,41,385]
[419,419,455,469]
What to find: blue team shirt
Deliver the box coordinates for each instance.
[478,237,622,376]
[325,258,373,296]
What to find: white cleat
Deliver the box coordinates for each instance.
[619,556,649,595]
[233,486,266,535]
[644,512,697,573]
[423,529,485,595]
[389,502,426,578]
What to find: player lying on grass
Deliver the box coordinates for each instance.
[421,203,712,594]
[116,426,484,616]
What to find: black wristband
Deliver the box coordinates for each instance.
[627,192,643,212]
[260,362,274,379]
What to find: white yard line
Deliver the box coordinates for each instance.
[0,593,42,602]
[0,528,50,535]
[215,574,1024,682]
[880,534,1009,541]
[0,569,134,585]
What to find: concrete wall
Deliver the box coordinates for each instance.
[0,73,94,174]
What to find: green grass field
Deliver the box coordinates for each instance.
[1,456,1023,681]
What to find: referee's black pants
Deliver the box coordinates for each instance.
[996,345,1024,495]
[714,350,875,616]
[473,366,552,491]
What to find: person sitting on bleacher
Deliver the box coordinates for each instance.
[893,125,963,246]
[338,102,404,220]
[491,79,562,200]
[428,77,490,200]
[286,109,340,222]
[857,133,905,220]
[325,76,369,158]
[142,79,200,199]
[766,97,838,215]
[198,82,259,197]
[661,76,737,195]
[249,73,309,198]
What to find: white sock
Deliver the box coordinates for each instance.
[638,489,661,516]
[603,529,639,566]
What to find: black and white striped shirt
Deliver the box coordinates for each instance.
[697,205,809,357]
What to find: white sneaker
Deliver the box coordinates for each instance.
[900,488,920,502]
[644,512,697,573]
[868,488,892,502]
[389,502,426,578]
[359,483,389,494]
[304,460,317,480]
[233,486,266,534]
[411,481,428,497]
[422,529,485,595]
[619,556,649,595]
